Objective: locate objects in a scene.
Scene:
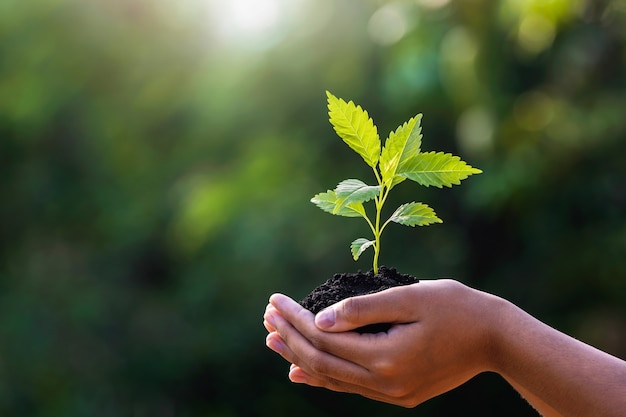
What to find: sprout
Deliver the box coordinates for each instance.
[311,92,482,274]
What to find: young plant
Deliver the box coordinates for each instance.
[311,91,482,274]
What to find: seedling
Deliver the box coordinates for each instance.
[312,91,482,274]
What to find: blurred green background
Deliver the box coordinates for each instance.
[1,0,625,415]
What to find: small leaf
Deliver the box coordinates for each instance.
[311,190,366,218]
[335,179,381,209]
[327,91,380,168]
[402,151,482,188]
[389,202,442,226]
[351,238,375,260]
[380,114,423,187]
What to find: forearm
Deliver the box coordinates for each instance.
[505,378,563,417]
[491,299,626,417]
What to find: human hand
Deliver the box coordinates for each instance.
[263,280,505,407]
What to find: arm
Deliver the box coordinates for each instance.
[263,280,626,415]
[491,300,626,417]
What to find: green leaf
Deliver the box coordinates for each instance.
[326,91,380,168]
[389,202,442,226]
[351,238,375,260]
[311,190,366,218]
[335,179,381,208]
[380,114,423,188]
[401,151,482,188]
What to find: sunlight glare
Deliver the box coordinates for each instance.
[210,0,286,49]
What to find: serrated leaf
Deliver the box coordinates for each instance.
[327,91,380,168]
[389,202,442,226]
[350,238,375,260]
[401,151,482,188]
[335,179,381,207]
[311,190,366,218]
[380,114,423,188]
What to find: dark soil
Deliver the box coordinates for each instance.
[299,266,418,333]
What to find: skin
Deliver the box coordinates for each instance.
[263,280,626,416]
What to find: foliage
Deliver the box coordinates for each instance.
[312,92,481,273]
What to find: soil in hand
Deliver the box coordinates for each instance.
[299,266,418,333]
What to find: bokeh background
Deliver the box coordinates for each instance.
[1,0,625,415]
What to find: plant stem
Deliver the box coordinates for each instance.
[373,202,381,274]
[372,181,390,275]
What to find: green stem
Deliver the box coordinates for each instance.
[373,203,381,274]
[372,182,390,275]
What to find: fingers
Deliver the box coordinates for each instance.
[268,294,392,366]
[314,283,422,332]
[263,303,277,332]
[264,298,372,386]
[288,363,421,408]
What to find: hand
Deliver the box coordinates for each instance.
[263,280,504,407]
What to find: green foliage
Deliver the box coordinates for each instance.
[312,92,481,273]
[402,152,483,188]
[327,94,381,168]
[389,202,441,227]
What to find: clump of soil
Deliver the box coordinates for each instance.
[299,266,418,333]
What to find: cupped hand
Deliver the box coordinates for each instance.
[263,279,505,408]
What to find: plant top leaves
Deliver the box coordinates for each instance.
[380,114,423,188]
[402,151,482,188]
[327,91,380,168]
[313,92,482,273]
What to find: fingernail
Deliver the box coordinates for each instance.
[289,367,307,384]
[264,312,276,328]
[269,293,289,309]
[315,308,335,329]
[266,335,283,353]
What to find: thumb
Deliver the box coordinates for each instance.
[314,284,419,332]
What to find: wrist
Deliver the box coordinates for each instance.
[483,294,531,379]
[477,291,517,375]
